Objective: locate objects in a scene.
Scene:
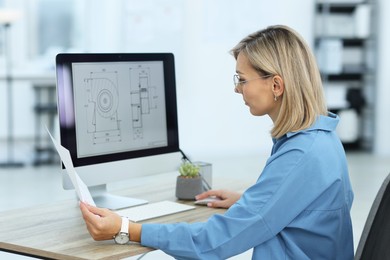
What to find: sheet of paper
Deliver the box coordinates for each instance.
[46,127,96,206]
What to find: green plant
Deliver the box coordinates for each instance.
[178,161,200,178]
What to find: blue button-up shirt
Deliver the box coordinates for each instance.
[141,113,354,259]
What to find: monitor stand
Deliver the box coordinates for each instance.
[90,184,148,210]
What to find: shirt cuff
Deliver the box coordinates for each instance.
[140,223,162,248]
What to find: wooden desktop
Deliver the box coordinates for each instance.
[0,169,252,259]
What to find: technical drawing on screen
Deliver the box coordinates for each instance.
[55,53,181,210]
[72,61,168,158]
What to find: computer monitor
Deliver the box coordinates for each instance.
[55,53,181,209]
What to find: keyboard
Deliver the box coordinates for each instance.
[115,200,195,222]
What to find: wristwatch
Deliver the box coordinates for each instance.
[114,216,130,244]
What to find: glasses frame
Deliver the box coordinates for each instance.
[233,74,272,93]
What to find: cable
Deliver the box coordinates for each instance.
[136,252,149,259]
[178,149,211,191]
[179,149,191,163]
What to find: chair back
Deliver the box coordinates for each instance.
[355,173,390,259]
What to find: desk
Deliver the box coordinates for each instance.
[0,170,252,259]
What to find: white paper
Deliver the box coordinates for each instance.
[46,127,96,206]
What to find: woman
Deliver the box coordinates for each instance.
[80,25,354,259]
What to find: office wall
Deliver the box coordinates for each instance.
[0,0,315,161]
[84,0,315,160]
[176,0,315,160]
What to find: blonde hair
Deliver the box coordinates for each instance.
[231,25,327,139]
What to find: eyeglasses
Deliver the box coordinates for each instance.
[233,74,272,93]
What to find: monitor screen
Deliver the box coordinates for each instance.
[56,53,181,209]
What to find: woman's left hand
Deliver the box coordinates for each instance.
[79,202,121,241]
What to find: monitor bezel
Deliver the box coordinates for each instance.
[55,53,180,168]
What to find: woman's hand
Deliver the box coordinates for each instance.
[79,202,121,241]
[195,190,241,209]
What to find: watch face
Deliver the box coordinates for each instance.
[115,232,130,244]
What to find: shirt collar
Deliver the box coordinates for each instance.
[285,112,339,138]
[271,112,339,145]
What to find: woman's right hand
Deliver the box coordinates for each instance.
[195,190,241,209]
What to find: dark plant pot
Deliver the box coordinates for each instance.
[175,176,203,200]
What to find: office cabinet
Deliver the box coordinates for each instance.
[314,0,376,150]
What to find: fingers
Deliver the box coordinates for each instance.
[195,190,222,200]
[79,202,122,241]
[196,190,242,209]
[88,205,108,217]
[207,200,231,209]
[80,202,101,221]
[79,201,93,219]
[194,190,231,209]
[195,191,209,200]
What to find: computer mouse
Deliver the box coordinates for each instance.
[194,196,221,205]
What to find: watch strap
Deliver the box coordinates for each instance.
[120,216,129,234]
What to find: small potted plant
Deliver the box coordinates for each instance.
[176,161,203,200]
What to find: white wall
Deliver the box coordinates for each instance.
[176,0,315,160]
[0,0,315,161]
[374,0,390,156]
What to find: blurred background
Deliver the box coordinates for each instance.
[1,0,390,259]
[0,0,388,164]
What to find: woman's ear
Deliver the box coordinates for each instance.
[272,75,284,98]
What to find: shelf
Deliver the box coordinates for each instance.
[317,2,369,13]
[315,37,367,47]
[315,0,375,151]
[321,64,369,80]
[322,73,363,81]
[317,4,356,13]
